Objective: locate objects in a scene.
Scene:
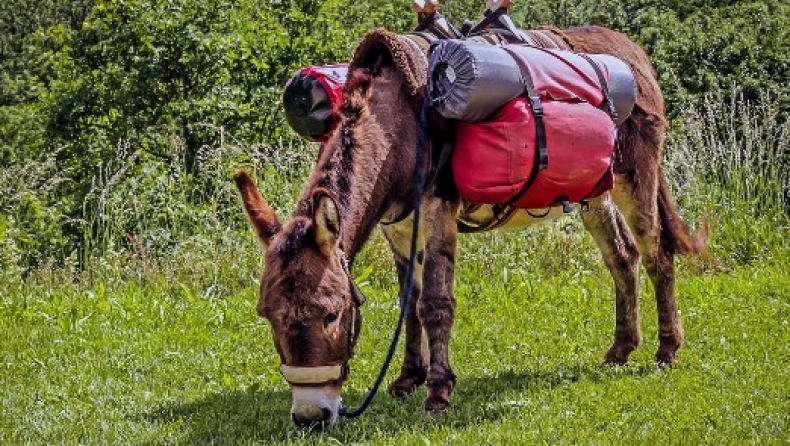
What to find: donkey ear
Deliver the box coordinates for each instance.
[313,191,341,257]
[234,170,281,246]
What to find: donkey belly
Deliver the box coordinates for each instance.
[457,202,573,231]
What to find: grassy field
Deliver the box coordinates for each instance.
[1,219,789,445]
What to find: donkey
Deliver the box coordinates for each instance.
[235,25,707,429]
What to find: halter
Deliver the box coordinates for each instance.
[277,250,366,387]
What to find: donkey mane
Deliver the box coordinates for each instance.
[306,68,378,215]
[338,69,374,120]
[295,65,416,258]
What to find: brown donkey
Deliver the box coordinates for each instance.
[235,26,707,429]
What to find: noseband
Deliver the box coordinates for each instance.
[278,250,366,387]
[279,363,350,386]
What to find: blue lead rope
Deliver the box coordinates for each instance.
[339,92,432,418]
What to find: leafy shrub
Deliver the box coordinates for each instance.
[664,88,790,264]
[0,0,788,270]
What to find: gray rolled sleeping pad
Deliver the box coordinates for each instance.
[428,39,636,125]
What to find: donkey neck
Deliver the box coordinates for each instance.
[296,69,418,262]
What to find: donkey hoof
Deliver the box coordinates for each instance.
[654,350,678,367]
[604,344,634,365]
[387,372,426,398]
[388,383,416,398]
[655,341,680,367]
[423,396,452,417]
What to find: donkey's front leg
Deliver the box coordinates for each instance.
[417,196,459,414]
[382,225,428,397]
[383,222,428,397]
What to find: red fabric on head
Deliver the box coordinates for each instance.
[286,64,348,143]
[298,64,347,107]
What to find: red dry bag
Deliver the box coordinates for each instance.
[452,46,618,209]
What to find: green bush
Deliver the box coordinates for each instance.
[634,0,790,116]
[0,0,788,269]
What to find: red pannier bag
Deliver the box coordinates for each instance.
[452,47,617,209]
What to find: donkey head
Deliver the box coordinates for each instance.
[234,171,364,430]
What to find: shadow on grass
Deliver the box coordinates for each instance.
[140,363,658,444]
[449,363,659,424]
[139,385,392,444]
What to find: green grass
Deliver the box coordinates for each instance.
[1,227,788,445]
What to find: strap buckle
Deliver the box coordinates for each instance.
[528,93,544,117]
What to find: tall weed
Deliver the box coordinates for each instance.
[664,88,790,264]
[74,128,314,290]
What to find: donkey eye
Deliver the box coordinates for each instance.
[324,313,339,327]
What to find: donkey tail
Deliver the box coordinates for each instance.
[658,166,710,256]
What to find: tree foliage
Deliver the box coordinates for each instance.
[1,0,788,269]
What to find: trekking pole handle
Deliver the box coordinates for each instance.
[413,0,439,14]
[486,0,512,12]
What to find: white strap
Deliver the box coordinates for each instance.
[280,364,344,385]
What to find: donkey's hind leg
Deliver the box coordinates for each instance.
[581,194,642,364]
[609,106,689,366]
[612,172,683,366]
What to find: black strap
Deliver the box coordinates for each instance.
[427,140,453,185]
[525,207,552,218]
[499,47,549,208]
[459,19,474,37]
[457,204,518,233]
[579,54,618,122]
[502,48,549,172]
[578,54,618,201]
[466,7,507,36]
[413,12,460,39]
[466,7,533,44]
